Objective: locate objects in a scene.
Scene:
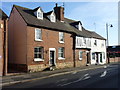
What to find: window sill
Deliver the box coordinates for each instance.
[59,41,64,44]
[35,39,43,42]
[34,58,44,61]
[58,57,65,60]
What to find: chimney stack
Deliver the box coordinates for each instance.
[54,3,64,21]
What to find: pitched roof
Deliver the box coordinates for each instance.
[65,18,106,40]
[13,5,105,40]
[33,6,44,12]
[13,5,81,35]
[0,9,8,19]
[44,11,53,16]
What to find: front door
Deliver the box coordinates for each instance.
[50,51,55,66]
[87,52,90,64]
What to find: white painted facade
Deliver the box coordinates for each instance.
[90,38,106,65]
[76,36,106,65]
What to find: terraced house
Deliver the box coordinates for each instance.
[0,9,8,76]
[8,4,106,73]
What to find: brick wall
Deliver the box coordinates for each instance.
[75,49,88,67]
[107,57,120,63]
[0,20,4,76]
[26,26,74,72]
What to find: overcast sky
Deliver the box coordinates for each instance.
[0,1,118,46]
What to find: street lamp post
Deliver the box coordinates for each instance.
[106,23,113,64]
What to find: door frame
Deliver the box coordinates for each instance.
[49,48,56,66]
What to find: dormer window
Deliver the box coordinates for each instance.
[50,14,56,22]
[46,11,56,22]
[74,21,82,31]
[37,12,43,19]
[34,7,43,20]
[78,23,82,31]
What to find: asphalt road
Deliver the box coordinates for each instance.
[2,64,120,89]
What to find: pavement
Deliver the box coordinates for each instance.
[1,62,119,87]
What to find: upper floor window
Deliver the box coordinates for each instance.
[79,51,83,60]
[35,28,42,41]
[59,32,64,43]
[34,47,44,61]
[34,7,43,20]
[94,40,97,46]
[37,11,43,20]
[50,15,56,22]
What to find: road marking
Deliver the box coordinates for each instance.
[72,71,77,74]
[100,70,107,77]
[104,65,107,68]
[56,78,67,83]
[58,74,91,87]
[82,76,91,80]
[58,78,81,86]
[84,73,89,77]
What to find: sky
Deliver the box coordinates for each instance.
[0,1,118,46]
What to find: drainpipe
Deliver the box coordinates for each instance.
[73,34,76,67]
[3,19,7,76]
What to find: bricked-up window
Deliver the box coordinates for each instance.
[35,28,42,41]
[59,32,64,43]
[34,47,44,61]
[79,51,83,60]
[58,47,65,59]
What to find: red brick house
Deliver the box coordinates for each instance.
[0,9,8,76]
[8,4,78,72]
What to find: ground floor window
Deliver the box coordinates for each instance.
[58,47,65,59]
[92,53,95,60]
[34,47,44,61]
[79,51,83,60]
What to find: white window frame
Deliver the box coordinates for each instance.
[50,14,56,22]
[59,32,64,43]
[37,10,43,20]
[34,47,44,61]
[58,47,65,60]
[79,51,83,60]
[35,28,43,41]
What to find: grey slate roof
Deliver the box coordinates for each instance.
[0,9,8,19]
[13,5,105,40]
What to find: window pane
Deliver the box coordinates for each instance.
[59,32,64,42]
[92,53,95,60]
[34,47,44,59]
[35,29,42,40]
[58,47,64,58]
[34,54,37,58]
[79,51,83,59]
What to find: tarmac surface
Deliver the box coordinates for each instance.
[1,62,119,88]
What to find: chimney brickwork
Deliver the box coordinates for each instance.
[54,3,64,21]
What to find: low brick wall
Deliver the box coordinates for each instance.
[28,64,49,72]
[56,62,73,69]
[108,57,120,63]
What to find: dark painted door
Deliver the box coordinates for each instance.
[50,51,55,66]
